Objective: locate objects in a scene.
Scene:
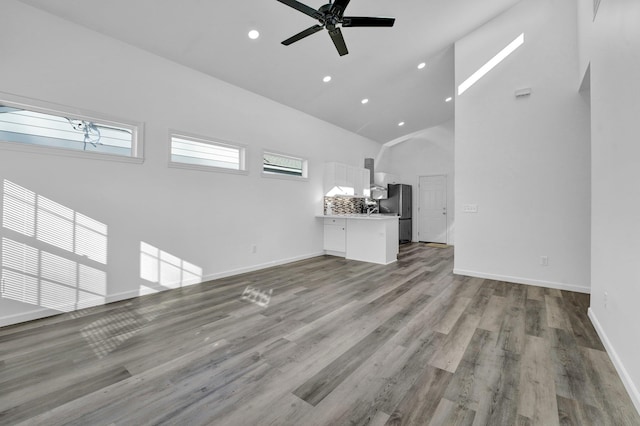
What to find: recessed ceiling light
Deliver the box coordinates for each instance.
[248,30,260,40]
[445,97,453,102]
[323,76,332,83]
[361,98,369,104]
[398,121,405,127]
[418,62,426,70]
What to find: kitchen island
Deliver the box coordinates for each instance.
[318,214,399,265]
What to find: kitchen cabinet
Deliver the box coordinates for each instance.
[346,217,398,265]
[356,168,370,197]
[324,162,348,195]
[332,162,348,186]
[323,217,346,253]
[324,162,370,197]
[319,215,399,265]
[347,167,358,195]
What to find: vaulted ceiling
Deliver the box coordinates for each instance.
[19,0,522,143]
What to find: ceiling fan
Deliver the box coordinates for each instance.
[276,0,395,56]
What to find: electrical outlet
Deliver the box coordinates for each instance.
[463,204,478,213]
[540,256,549,266]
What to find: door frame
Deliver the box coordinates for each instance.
[417,174,448,244]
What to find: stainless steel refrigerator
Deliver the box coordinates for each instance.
[379,184,412,244]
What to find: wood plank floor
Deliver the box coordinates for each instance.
[1,244,638,425]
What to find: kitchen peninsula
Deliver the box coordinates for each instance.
[318,214,399,265]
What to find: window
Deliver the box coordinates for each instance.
[263,151,307,179]
[0,97,140,159]
[169,133,246,173]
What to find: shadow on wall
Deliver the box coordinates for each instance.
[0,180,204,358]
[139,242,203,296]
[1,180,108,313]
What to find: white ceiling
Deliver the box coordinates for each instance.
[19,0,522,143]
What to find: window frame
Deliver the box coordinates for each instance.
[168,131,248,175]
[261,149,309,181]
[0,92,144,163]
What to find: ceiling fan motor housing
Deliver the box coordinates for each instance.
[277,0,395,56]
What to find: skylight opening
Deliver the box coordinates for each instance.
[458,33,525,96]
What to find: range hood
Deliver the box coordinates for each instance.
[364,158,388,199]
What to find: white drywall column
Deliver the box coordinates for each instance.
[583,0,640,413]
[454,0,591,292]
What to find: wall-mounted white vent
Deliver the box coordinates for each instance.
[515,88,532,98]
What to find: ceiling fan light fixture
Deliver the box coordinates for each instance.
[276,0,396,56]
[323,76,332,83]
[445,97,453,102]
[417,62,426,70]
[248,30,260,40]
[361,98,369,105]
[398,121,405,127]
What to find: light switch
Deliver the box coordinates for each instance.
[463,204,478,213]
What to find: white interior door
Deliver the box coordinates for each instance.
[418,175,447,243]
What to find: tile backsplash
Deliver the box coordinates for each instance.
[324,196,365,215]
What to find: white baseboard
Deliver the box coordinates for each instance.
[588,308,640,415]
[0,307,60,328]
[0,297,107,328]
[1,252,325,329]
[105,289,145,304]
[202,251,324,281]
[452,268,590,294]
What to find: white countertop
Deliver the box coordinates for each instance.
[318,214,399,221]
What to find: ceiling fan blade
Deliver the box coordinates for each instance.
[282,25,324,46]
[330,0,351,17]
[328,27,349,56]
[276,0,321,19]
[342,17,396,27]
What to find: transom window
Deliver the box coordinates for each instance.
[169,133,246,173]
[0,101,138,158]
[263,151,307,178]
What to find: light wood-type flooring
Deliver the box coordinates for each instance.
[1,244,639,425]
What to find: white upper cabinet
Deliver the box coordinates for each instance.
[361,168,371,197]
[324,162,370,197]
[352,168,370,197]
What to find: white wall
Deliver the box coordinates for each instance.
[0,1,380,326]
[376,120,455,244]
[454,0,591,292]
[581,0,640,412]
[576,0,594,80]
